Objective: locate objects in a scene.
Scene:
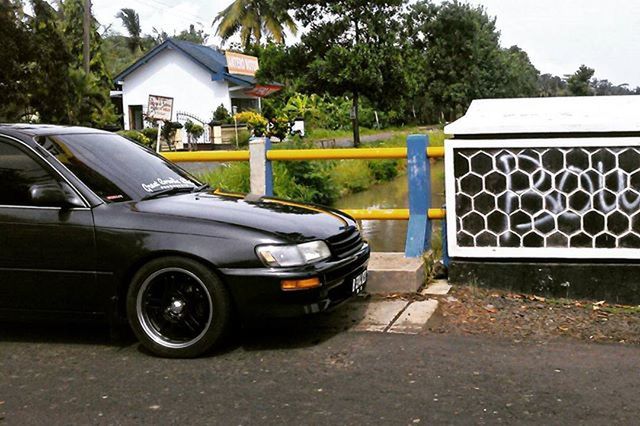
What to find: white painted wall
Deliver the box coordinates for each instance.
[121,48,231,130]
[445,95,640,136]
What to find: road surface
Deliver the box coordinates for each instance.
[1,307,638,425]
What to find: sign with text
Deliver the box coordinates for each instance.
[445,138,640,259]
[225,52,259,76]
[147,95,173,121]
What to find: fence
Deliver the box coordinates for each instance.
[163,134,447,259]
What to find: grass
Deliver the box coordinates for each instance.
[305,125,430,143]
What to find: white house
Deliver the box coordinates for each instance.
[112,39,280,132]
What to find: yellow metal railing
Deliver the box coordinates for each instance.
[342,208,446,221]
[163,150,249,162]
[162,146,445,163]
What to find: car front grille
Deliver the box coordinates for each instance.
[327,226,364,259]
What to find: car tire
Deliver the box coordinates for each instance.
[126,256,232,358]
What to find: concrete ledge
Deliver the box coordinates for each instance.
[366,252,425,294]
[450,260,640,304]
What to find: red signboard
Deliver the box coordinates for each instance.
[245,85,282,98]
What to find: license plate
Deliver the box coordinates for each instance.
[352,270,367,294]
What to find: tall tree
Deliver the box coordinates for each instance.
[29,0,76,123]
[566,65,595,96]
[0,0,32,121]
[495,46,539,98]
[60,0,117,126]
[213,0,297,50]
[116,8,143,53]
[405,1,508,121]
[294,0,406,146]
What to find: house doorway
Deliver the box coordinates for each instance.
[128,105,144,130]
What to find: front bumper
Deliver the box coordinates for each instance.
[219,242,370,319]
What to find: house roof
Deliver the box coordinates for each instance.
[113,39,257,87]
[445,96,640,136]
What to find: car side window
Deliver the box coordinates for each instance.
[0,139,62,207]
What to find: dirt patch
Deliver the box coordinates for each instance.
[426,285,640,344]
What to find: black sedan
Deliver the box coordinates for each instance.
[0,125,369,357]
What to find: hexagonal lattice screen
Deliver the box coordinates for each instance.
[445,139,640,259]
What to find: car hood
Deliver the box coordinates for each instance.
[131,191,355,242]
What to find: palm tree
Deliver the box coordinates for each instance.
[116,8,143,53]
[213,0,297,49]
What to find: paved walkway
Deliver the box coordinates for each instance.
[325,130,397,148]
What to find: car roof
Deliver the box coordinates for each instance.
[0,124,110,138]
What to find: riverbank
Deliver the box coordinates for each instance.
[334,160,444,252]
[197,129,445,206]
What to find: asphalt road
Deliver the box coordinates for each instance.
[1,314,639,425]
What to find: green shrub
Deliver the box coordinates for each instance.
[368,159,399,181]
[333,160,372,195]
[237,130,252,147]
[161,120,183,143]
[141,127,159,141]
[212,104,231,124]
[198,163,250,193]
[234,111,268,137]
[269,115,290,140]
[274,138,338,205]
[272,163,318,202]
[184,120,204,140]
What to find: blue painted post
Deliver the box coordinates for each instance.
[265,137,273,196]
[441,207,450,267]
[405,134,431,257]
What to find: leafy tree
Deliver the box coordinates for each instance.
[404,1,509,121]
[282,93,322,122]
[495,46,539,98]
[151,27,170,44]
[566,65,595,96]
[538,73,567,97]
[184,120,204,151]
[60,0,117,126]
[0,0,33,121]
[116,8,143,53]
[213,0,297,50]
[212,104,231,123]
[29,0,76,123]
[591,79,638,96]
[293,0,406,146]
[101,32,146,77]
[175,24,209,44]
[161,120,183,150]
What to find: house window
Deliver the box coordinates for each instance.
[128,105,144,130]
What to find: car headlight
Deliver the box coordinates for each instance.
[256,241,331,267]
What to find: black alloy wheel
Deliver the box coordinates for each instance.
[127,257,231,358]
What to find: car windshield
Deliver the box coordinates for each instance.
[37,133,199,202]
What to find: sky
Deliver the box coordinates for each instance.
[93,0,640,88]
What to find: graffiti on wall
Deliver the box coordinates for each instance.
[452,145,640,252]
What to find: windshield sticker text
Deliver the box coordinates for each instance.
[142,177,193,192]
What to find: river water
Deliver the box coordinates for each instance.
[334,160,445,252]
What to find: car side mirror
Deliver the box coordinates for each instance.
[30,183,84,208]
